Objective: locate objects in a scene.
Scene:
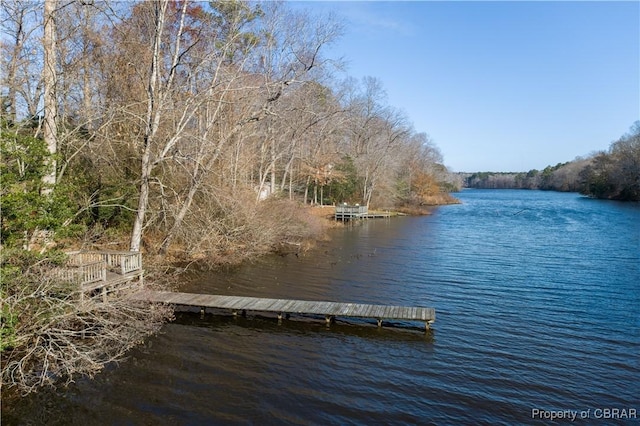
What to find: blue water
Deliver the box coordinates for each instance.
[6,190,639,425]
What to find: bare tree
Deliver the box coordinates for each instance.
[128,0,168,252]
[41,0,57,191]
[344,77,411,206]
[1,1,27,122]
[1,0,43,121]
[154,2,342,254]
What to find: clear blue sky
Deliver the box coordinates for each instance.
[291,1,640,172]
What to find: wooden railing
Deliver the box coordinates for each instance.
[50,250,143,303]
[335,204,368,215]
[335,204,368,220]
[66,251,102,267]
[65,250,142,277]
[101,251,142,275]
[79,260,107,284]
[52,260,106,285]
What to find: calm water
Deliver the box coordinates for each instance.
[5,190,640,425]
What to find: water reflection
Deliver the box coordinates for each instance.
[173,311,435,344]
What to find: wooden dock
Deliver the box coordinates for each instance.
[335,204,392,221]
[53,250,144,302]
[335,204,368,220]
[130,290,436,330]
[364,211,392,219]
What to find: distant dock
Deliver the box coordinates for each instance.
[335,204,391,221]
[130,290,435,330]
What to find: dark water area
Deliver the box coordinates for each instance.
[5,190,639,425]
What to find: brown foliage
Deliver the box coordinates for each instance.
[412,171,441,201]
[153,186,327,267]
[1,265,173,396]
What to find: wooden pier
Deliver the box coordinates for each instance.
[130,290,436,330]
[335,204,368,220]
[335,204,392,221]
[55,252,436,331]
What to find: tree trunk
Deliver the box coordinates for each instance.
[270,136,276,195]
[304,175,310,204]
[313,182,318,205]
[6,7,25,123]
[288,166,294,199]
[42,0,58,193]
[130,0,168,252]
[158,179,198,255]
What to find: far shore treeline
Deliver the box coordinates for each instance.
[462,121,640,202]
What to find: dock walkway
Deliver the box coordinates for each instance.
[130,290,436,330]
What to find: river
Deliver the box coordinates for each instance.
[5,190,639,425]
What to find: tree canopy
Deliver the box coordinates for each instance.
[1,0,459,256]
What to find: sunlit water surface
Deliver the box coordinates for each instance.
[5,190,639,425]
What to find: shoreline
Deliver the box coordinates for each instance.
[155,194,462,275]
[0,194,460,402]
